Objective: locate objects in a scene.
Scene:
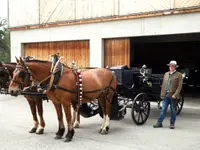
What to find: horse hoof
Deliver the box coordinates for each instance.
[64,128,74,142]
[29,127,37,133]
[100,127,109,135]
[99,128,103,133]
[73,123,79,128]
[36,129,44,135]
[101,130,108,135]
[64,137,72,142]
[54,135,62,140]
[56,128,65,137]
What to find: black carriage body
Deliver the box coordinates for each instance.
[109,65,163,101]
[108,65,184,125]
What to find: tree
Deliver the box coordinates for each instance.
[0,17,10,62]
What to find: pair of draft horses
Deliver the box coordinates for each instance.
[1,56,117,142]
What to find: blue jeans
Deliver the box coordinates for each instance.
[158,96,176,125]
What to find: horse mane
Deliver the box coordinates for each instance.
[24,59,50,63]
[3,62,17,65]
[24,59,73,70]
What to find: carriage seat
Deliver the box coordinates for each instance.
[122,70,135,86]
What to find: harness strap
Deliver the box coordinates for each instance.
[53,85,99,101]
[53,71,116,104]
[53,85,77,94]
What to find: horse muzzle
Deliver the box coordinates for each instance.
[9,89,21,97]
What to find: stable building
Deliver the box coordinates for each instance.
[8,0,200,73]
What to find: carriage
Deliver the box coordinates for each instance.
[76,64,185,125]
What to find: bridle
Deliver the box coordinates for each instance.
[12,63,59,91]
[11,64,32,89]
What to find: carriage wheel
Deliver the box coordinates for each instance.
[131,93,150,125]
[176,92,184,116]
[157,100,163,109]
[157,93,184,116]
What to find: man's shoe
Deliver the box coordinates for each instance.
[153,123,163,128]
[169,124,175,129]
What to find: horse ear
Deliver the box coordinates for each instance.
[15,56,19,64]
[19,57,25,66]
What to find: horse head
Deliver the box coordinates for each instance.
[8,57,31,96]
[0,60,18,95]
[0,62,6,90]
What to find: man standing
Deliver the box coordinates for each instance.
[153,60,183,129]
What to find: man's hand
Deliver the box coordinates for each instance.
[172,95,176,99]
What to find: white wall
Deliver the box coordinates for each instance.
[9,0,39,27]
[8,0,200,27]
[10,12,200,67]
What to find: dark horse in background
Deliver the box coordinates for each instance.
[0,60,50,134]
[9,57,117,142]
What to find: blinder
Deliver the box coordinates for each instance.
[19,70,25,82]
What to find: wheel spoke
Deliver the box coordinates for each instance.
[142,111,147,118]
[137,112,141,123]
[140,112,144,122]
[144,102,149,109]
[132,93,150,125]
[176,104,179,112]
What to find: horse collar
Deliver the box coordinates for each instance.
[76,69,83,105]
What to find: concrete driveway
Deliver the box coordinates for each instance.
[0,95,200,150]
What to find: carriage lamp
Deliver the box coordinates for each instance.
[147,81,152,87]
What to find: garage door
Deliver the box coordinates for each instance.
[104,38,130,67]
[24,40,90,67]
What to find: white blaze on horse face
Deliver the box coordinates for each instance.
[9,71,21,94]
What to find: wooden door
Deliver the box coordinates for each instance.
[24,40,90,67]
[104,38,130,67]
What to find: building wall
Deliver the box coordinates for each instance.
[10,12,200,67]
[8,0,200,27]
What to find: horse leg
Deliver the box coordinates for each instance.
[101,97,111,134]
[35,98,45,134]
[72,104,80,128]
[47,92,65,139]
[63,102,75,142]
[26,99,38,133]
[100,91,114,135]
[52,102,65,139]
[98,96,106,133]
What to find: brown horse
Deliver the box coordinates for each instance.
[9,57,117,142]
[0,60,65,136]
